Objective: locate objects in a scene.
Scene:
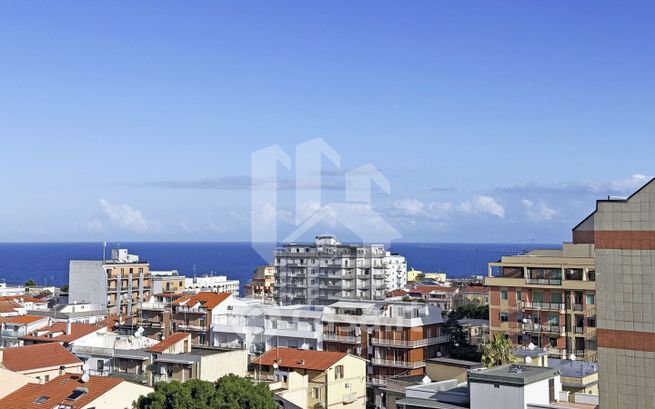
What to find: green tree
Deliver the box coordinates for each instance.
[481,333,516,368]
[60,284,69,293]
[24,279,37,288]
[444,311,481,362]
[133,375,277,409]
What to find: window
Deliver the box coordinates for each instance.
[312,387,321,400]
[550,292,562,304]
[66,388,87,401]
[97,360,104,372]
[33,396,49,404]
[515,290,522,301]
[500,312,509,322]
[500,290,508,300]
[44,375,50,382]
[586,293,595,305]
[335,365,344,380]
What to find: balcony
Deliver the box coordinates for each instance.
[521,301,565,312]
[139,302,168,311]
[572,304,583,312]
[323,333,361,343]
[370,335,450,348]
[370,358,425,369]
[176,323,206,331]
[526,278,562,286]
[176,306,207,314]
[522,323,565,336]
[111,371,149,384]
[574,326,584,334]
[367,377,387,387]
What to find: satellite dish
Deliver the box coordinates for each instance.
[525,356,533,365]
[421,375,431,384]
[436,351,442,357]
[81,372,90,383]
[137,327,145,333]
[273,363,279,369]
[135,331,142,338]
[528,343,536,351]
[569,354,577,361]
[82,363,90,371]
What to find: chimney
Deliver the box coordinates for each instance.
[66,319,72,335]
[59,365,65,376]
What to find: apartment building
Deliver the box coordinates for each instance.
[0,343,83,383]
[485,242,597,361]
[69,248,152,317]
[407,286,459,311]
[184,275,240,295]
[321,300,447,404]
[252,347,367,409]
[0,315,49,347]
[171,292,233,345]
[212,301,324,353]
[244,265,276,302]
[151,270,186,294]
[571,177,655,408]
[383,253,408,292]
[274,235,405,305]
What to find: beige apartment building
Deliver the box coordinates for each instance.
[252,347,367,409]
[69,249,152,317]
[244,265,276,302]
[485,243,597,361]
[572,178,655,408]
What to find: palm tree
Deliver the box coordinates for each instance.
[481,333,516,368]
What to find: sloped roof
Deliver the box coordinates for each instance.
[20,322,102,344]
[0,373,123,409]
[0,296,48,304]
[148,332,190,353]
[172,292,231,310]
[0,315,47,325]
[409,286,458,294]
[0,343,81,372]
[252,347,348,371]
[0,300,23,313]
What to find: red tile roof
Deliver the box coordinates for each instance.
[172,292,231,310]
[387,289,408,297]
[409,286,458,295]
[148,332,190,353]
[20,322,102,344]
[0,315,48,325]
[0,300,23,314]
[252,347,348,371]
[0,296,48,304]
[0,343,81,372]
[0,373,123,409]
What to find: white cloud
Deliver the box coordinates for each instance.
[426,202,453,219]
[392,198,425,215]
[607,173,650,193]
[522,199,556,221]
[459,195,505,218]
[90,199,160,233]
[252,203,293,227]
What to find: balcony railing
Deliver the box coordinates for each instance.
[522,301,565,311]
[176,306,207,314]
[526,278,562,286]
[572,304,583,312]
[370,358,425,369]
[139,302,168,311]
[522,323,565,335]
[574,326,584,334]
[323,333,360,343]
[370,335,450,348]
[367,377,387,386]
[176,323,206,331]
[111,371,149,384]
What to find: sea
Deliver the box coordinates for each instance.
[0,242,558,295]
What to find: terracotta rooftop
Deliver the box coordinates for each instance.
[0,315,48,325]
[20,322,102,344]
[387,289,408,297]
[0,295,48,304]
[253,347,348,371]
[0,300,23,314]
[172,292,231,310]
[409,286,458,294]
[0,343,81,372]
[0,373,123,409]
[148,332,190,353]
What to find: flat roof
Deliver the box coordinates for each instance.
[395,397,467,409]
[468,364,559,386]
[427,357,484,368]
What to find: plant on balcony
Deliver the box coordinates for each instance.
[481,333,516,368]
[133,374,277,409]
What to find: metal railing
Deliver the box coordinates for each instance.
[111,371,149,384]
[370,335,450,348]
[526,278,562,286]
[522,323,565,335]
[323,333,360,343]
[139,302,168,310]
[522,301,565,311]
[370,358,425,369]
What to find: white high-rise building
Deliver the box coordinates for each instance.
[274,235,407,305]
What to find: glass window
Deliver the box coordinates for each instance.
[500,312,509,322]
[586,293,595,305]
[500,290,508,300]
[532,292,544,303]
[516,290,522,301]
[550,292,562,303]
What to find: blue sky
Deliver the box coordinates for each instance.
[0,1,654,243]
